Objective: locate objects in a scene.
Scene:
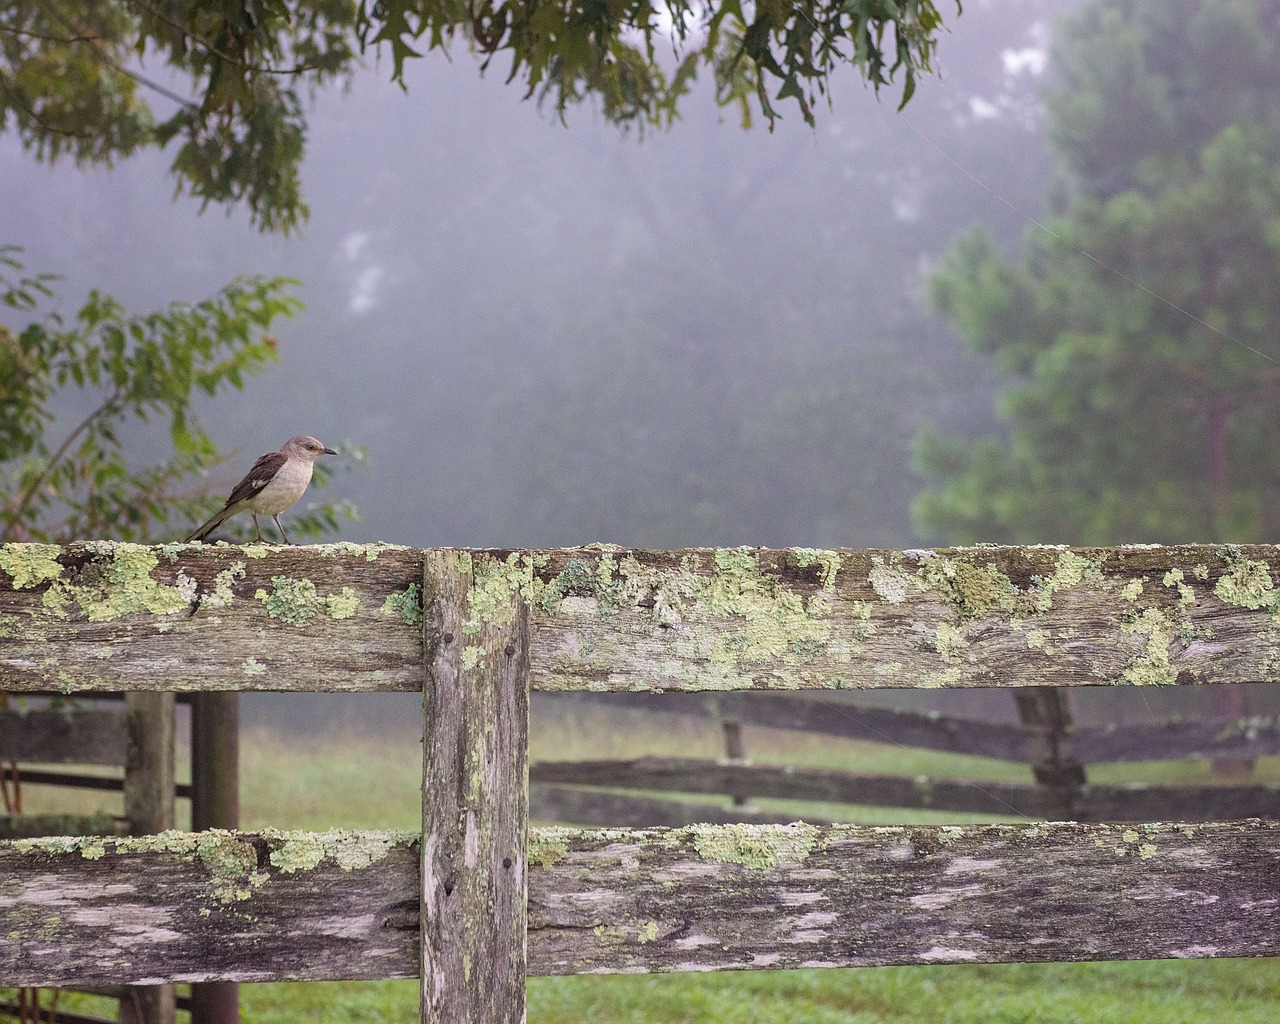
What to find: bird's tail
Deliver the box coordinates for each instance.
[186,506,234,543]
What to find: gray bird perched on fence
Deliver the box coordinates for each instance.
[186,435,337,545]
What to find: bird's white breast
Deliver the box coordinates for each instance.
[247,458,314,515]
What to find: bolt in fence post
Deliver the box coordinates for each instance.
[422,551,530,1024]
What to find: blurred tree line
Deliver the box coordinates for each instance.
[918,0,1280,546]
[0,0,961,544]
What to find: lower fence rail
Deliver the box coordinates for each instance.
[4,818,1280,986]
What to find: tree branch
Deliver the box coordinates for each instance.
[3,386,125,543]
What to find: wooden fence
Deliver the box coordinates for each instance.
[6,541,1280,1021]
[527,686,1280,826]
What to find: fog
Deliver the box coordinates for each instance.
[1,0,1068,553]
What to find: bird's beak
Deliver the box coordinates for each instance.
[323,447,337,456]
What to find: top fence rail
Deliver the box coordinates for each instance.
[3,541,1280,694]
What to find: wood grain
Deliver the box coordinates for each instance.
[0,542,423,692]
[9,543,1280,693]
[421,551,529,1024]
[8,820,1280,984]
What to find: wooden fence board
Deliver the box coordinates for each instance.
[8,820,1280,985]
[0,709,127,765]
[547,691,1045,761]
[531,759,1280,823]
[10,543,1280,694]
[526,545,1280,693]
[421,551,530,1023]
[532,759,1038,818]
[0,829,421,985]
[1066,716,1280,763]
[530,785,805,827]
[527,819,1280,974]
[0,542,423,692]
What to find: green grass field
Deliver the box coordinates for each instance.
[10,698,1280,1022]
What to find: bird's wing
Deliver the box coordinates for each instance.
[222,450,288,508]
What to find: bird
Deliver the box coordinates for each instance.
[185,435,337,545]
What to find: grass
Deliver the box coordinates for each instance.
[10,697,1280,1022]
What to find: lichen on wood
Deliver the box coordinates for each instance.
[0,542,424,692]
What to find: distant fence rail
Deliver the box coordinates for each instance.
[524,689,1280,826]
[7,541,1280,1020]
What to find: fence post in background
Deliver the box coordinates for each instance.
[121,692,176,1024]
[191,692,241,1024]
[1211,685,1255,779]
[421,551,530,1024]
[721,719,752,810]
[1014,687,1085,820]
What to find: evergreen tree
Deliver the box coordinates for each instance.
[916,0,1280,545]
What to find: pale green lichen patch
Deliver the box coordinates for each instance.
[204,562,246,609]
[13,542,198,621]
[1214,554,1277,611]
[915,554,1017,618]
[1120,579,1145,602]
[1162,568,1196,605]
[241,543,272,559]
[534,559,597,616]
[254,577,360,625]
[689,822,817,869]
[195,829,270,903]
[697,550,836,667]
[267,832,327,872]
[1120,607,1181,686]
[464,552,550,633]
[0,543,65,589]
[1027,550,1104,613]
[381,583,422,626]
[528,829,572,868]
[934,622,970,664]
[78,838,107,860]
[314,541,410,560]
[320,830,406,871]
[922,666,966,688]
[868,559,913,604]
[241,657,266,676]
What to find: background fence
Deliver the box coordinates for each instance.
[528,687,1280,826]
[6,541,1280,1021]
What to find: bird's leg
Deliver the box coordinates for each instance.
[274,514,292,545]
[251,515,264,543]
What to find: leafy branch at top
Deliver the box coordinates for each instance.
[0,0,958,233]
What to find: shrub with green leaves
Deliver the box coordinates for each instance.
[0,245,355,544]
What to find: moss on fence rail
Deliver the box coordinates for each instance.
[6,819,1280,985]
[6,542,1280,692]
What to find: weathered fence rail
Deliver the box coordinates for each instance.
[7,541,1280,1019]
[529,756,1280,822]
[547,689,1280,763]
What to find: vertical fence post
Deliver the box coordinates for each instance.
[421,551,530,1023]
[721,720,752,810]
[191,692,241,1024]
[1014,687,1085,820]
[122,692,176,1024]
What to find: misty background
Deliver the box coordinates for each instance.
[2,0,1061,556]
[21,0,1246,732]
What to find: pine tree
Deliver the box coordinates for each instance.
[917,0,1280,545]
